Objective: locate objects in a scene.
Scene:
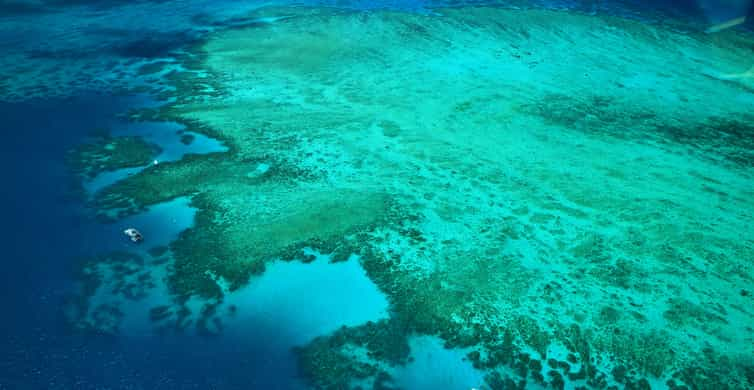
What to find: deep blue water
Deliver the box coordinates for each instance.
[1,0,751,389]
[0,93,339,389]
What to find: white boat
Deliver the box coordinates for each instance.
[123,228,143,243]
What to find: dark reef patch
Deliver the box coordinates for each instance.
[524,93,754,167]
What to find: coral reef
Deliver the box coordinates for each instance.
[66,134,161,180]
[70,5,754,389]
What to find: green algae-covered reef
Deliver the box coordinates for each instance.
[81,5,754,389]
[66,134,160,180]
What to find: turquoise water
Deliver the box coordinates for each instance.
[3,1,754,389]
[219,253,390,343]
[393,336,486,389]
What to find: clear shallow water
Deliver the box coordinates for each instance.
[2,1,754,389]
[215,254,390,389]
[219,253,390,344]
[393,336,486,389]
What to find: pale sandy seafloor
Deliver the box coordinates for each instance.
[62,5,754,390]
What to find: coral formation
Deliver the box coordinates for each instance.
[66,134,161,180]
[70,5,754,389]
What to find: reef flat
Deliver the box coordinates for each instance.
[66,134,161,180]
[77,5,754,389]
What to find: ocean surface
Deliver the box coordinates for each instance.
[1,1,753,389]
